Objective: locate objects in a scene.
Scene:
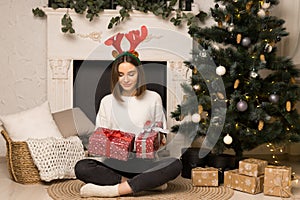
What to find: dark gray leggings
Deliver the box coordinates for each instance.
[75,157,182,193]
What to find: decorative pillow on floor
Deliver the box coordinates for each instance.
[0,101,62,141]
[52,107,95,149]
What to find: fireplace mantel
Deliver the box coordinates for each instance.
[44,8,193,128]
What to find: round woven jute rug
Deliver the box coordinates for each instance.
[47,176,234,200]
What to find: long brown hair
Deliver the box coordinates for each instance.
[111,52,147,101]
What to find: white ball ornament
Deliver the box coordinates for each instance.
[258,9,266,17]
[223,134,233,145]
[262,2,271,9]
[264,43,273,53]
[191,113,201,123]
[216,65,226,76]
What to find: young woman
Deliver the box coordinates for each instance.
[75,52,182,198]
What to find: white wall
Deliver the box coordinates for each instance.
[0,0,48,156]
[0,0,299,157]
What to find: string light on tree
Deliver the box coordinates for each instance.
[223,134,233,145]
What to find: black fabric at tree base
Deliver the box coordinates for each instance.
[180,147,210,179]
[207,154,240,184]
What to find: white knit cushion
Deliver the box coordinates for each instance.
[0,101,62,141]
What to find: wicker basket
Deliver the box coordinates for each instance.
[0,129,41,184]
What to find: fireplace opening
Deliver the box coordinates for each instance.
[73,60,167,123]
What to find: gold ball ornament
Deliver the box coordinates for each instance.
[217,92,225,100]
[291,77,296,84]
[218,21,223,28]
[225,14,231,22]
[234,79,240,89]
[236,34,242,44]
[246,1,253,12]
[258,120,264,131]
[260,54,266,63]
[198,105,203,114]
[286,101,291,112]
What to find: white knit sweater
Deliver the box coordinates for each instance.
[95,90,167,135]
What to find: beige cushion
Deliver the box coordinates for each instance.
[52,109,77,138]
[52,107,95,138]
[0,101,63,141]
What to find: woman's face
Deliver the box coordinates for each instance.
[118,62,138,95]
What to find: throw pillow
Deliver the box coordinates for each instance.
[0,101,62,141]
[52,109,77,138]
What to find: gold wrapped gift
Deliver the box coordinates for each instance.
[264,165,292,198]
[239,158,268,177]
[224,169,264,194]
[192,167,219,187]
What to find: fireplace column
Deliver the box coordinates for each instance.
[47,59,72,112]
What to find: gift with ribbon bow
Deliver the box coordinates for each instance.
[88,127,135,161]
[135,121,167,159]
[263,165,292,198]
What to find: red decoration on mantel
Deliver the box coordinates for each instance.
[104,25,148,57]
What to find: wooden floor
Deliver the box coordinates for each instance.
[0,157,299,200]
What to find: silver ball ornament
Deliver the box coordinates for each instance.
[237,100,248,112]
[241,37,251,47]
[269,94,279,103]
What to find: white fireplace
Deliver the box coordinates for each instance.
[45,8,194,129]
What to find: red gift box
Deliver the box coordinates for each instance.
[88,127,135,161]
[136,122,161,159]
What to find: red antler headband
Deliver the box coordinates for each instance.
[104,25,148,62]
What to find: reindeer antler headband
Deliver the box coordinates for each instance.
[104,26,148,64]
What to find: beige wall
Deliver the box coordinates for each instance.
[0,0,299,157]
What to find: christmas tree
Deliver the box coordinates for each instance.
[171,0,300,159]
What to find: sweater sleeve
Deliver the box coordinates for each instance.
[95,96,111,129]
[153,93,167,129]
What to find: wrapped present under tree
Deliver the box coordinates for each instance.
[224,169,264,194]
[239,158,268,177]
[192,167,219,187]
[264,165,292,198]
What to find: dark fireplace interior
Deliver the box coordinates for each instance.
[73,60,167,122]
